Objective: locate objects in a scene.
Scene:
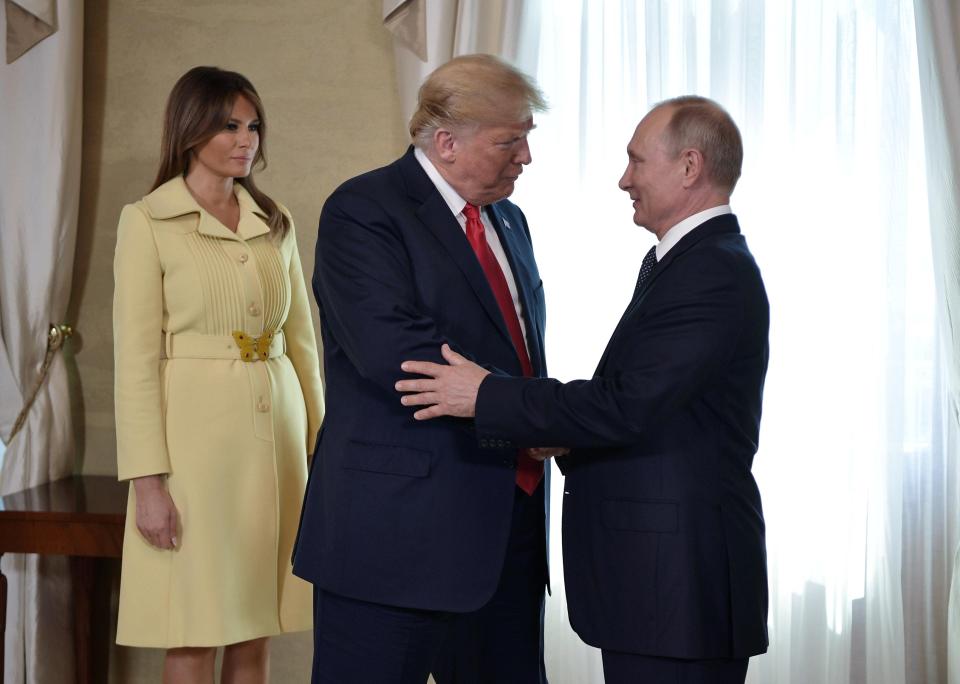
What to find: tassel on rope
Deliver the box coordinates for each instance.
[7,323,73,442]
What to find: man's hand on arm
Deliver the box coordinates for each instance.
[397,344,490,419]
[397,346,571,458]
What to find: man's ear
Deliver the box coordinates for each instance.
[434,128,457,163]
[680,148,705,188]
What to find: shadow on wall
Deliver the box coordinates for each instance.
[68,0,156,473]
[66,0,107,473]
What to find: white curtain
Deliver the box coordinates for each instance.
[382,0,541,125]
[507,1,954,682]
[0,0,82,681]
[912,2,960,682]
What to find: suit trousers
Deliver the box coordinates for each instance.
[311,483,547,684]
[432,481,547,684]
[601,651,748,684]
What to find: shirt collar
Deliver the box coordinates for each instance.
[656,205,732,260]
[414,146,473,216]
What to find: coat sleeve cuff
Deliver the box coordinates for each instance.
[475,374,527,446]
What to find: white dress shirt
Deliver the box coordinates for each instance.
[414,147,530,352]
[656,205,732,261]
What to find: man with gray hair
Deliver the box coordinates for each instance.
[398,96,770,684]
[294,54,554,683]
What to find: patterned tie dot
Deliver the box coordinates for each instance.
[635,245,658,292]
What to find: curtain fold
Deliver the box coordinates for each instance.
[4,0,56,64]
[0,0,82,680]
[912,3,960,681]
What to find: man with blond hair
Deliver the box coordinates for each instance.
[294,54,554,683]
[398,96,770,684]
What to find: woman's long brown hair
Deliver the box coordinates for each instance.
[152,66,289,238]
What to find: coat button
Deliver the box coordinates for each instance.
[257,400,270,412]
[239,253,249,264]
[248,304,261,316]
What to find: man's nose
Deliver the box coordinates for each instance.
[514,138,532,165]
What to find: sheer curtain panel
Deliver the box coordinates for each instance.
[510,1,950,682]
[912,1,960,681]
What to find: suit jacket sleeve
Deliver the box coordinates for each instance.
[281,214,325,451]
[475,248,744,448]
[113,203,171,480]
[314,189,468,395]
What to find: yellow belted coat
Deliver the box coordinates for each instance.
[113,176,324,647]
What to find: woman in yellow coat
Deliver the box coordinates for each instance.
[113,66,324,683]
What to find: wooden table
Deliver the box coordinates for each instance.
[0,475,127,684]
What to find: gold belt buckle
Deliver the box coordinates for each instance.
[232,329,275,362]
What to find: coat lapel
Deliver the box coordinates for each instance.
[234,185,271,241]
[594,214,742,375]
[398,149,516,351]
[143,176,270,242]
[489,203,545,377]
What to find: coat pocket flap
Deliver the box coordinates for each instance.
[344,441,431,478]
[601,499,678,533]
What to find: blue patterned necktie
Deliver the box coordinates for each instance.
[635,245,658,292]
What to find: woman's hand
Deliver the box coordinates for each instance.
[132,475,179,550]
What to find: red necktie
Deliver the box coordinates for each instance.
[463,203,543,495]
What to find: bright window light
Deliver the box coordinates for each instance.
[514,1,934,681]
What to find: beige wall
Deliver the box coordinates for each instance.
[70,1,406,680]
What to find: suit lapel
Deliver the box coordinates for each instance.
[398,149,516,351]
[489,204,545,376]
[593,214,742,375]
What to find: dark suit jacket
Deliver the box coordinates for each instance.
[476,213,769,659]
[293,147,548,613]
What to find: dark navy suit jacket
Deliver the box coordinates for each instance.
[475,214,769,659]
[293,147,548,612]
